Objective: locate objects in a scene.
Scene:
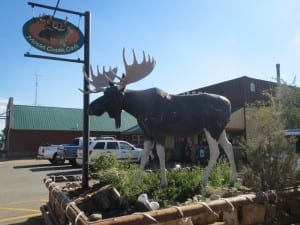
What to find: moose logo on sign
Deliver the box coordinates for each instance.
[23,15,84,55]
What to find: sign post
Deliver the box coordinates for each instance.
[82,11,90,190]
[24,2,90,190]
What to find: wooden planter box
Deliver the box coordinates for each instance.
[41,176,300,225]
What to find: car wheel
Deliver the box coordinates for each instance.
[51,153,65,165]
[70,159,80,167]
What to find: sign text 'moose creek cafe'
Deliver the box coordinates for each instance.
[23,16,84,55]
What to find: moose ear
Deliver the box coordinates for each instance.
[116,73,126,91]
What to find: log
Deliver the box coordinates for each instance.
[42,176,300,225]
[92,187,299,225]
[44,177,88,225]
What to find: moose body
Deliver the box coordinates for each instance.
[85,49,237,186]
[122,88,230,141]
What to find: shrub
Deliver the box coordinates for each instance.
[89,155,235,205]
[243,101,297,191]
[208,157,233,187]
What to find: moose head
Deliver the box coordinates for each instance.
[83,48,156,128]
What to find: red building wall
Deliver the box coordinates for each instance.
[6,129,121,158]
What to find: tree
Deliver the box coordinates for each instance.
[276,82,300,129]
[243,84,297,191]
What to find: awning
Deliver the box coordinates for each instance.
[226,108,245,130]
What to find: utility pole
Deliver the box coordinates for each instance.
[33,74,41,106]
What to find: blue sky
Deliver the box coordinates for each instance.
[1,1,300,131]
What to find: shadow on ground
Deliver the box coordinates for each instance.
[7,215,44,225]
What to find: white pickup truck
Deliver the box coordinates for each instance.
[37,136,113,165]
[37,143,65,165]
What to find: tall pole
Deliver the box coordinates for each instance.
[24,2,91,190]
[276,63,280,84]
[82,11,90,190]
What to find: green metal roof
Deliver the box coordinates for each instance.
[11,105,137,132]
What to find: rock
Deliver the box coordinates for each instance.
[209,194,221,201]
[89,213,102,221]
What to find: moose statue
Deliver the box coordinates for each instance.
[83,48,237,186]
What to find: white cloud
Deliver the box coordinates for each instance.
[291,34,300,52]
[0,97,8,111]
[0,97,8,104]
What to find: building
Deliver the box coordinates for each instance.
[183,76,277,139]
[3,98,137,158]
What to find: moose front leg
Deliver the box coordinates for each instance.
[218,130,237,182]
[137,140,153,182]
[201,129,220,186]
[156,143,168,186]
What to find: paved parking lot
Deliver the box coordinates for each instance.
[0,159,82,225]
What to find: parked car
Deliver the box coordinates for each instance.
[37,137,93,165]
[285,129,300,170]
[57,136,115,167]
[37,143,65,165]
[57,137,95,167]
[76,139,144,166]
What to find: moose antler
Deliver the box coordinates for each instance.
[81,48,155,93]
[81,65,118,93]
[110,48,156,88]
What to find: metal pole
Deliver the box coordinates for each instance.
[82,11,90,190]
[25,1,91,190]
[24,52,84,63]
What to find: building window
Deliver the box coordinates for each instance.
[250,83,256,92]
[132,135,144,147]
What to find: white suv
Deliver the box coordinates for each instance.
[76,140,144,166]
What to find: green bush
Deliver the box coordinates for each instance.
[89,155,235,205]
[208,158,233,186]
[243,95,298,191]
[90,154,119,171]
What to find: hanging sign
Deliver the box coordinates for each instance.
[23,15,84,55]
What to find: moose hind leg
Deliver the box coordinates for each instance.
[137,140,153,182]
[156,143,168,186]
[218,130,237,182]
[202,129,220,186]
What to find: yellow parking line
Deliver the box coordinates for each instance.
[0,207,40,213]
[0,198,47,206]
[0,212,42,223]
